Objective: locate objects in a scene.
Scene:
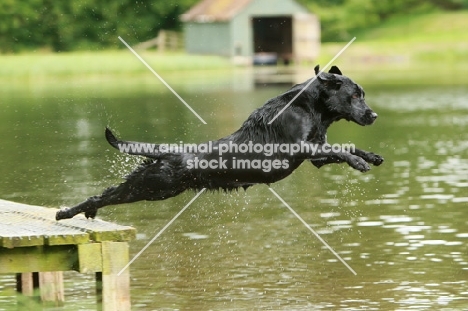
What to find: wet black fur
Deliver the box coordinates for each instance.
[56,65,383,220]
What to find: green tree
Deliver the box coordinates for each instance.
[0,0,198,52]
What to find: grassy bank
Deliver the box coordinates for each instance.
[0,50,232,78]
[317,12,468,84]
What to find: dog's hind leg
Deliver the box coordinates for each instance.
[56,154,194,220]
[55,182,144,220]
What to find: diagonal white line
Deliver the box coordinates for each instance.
[118,36,207,125]
[268,37,356,125]
[117,188,206,276]
[268,188,357,275]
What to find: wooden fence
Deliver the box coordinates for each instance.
[134,30,183,52]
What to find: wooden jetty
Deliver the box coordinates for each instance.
[0,199,135,310]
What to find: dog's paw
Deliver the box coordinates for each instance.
[348,155,371,172]
[360,152,384,166]
[56,209,70,221]
[84,207,98,219]
[371,154,384,166]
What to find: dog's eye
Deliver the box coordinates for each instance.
[352,93,360,99]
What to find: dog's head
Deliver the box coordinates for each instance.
[314,65,377,126]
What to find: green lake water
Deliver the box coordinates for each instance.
[0,69,467,310]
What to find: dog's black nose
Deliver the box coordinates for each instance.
[370,112,378,120]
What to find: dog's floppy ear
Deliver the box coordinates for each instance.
[315,65,343,90]
[314,65,320,75]
[315,64,327,82]
[316,72,343,90]
[328,66,342,75]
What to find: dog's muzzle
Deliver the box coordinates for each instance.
[363,110,378,125]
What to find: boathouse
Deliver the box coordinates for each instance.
[181,0,320,64]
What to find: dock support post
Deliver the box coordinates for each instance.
[16,272,39,309]
[39,272,64,306]
[97,241,131,311]
[16,272,37,296]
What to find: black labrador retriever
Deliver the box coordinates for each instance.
[56,65,383,220]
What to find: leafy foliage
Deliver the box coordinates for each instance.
[0,0,198,52]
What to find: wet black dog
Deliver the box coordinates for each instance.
[56,65,383,220]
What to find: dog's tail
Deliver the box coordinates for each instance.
[105,127,162,159]
[105,127,121,150]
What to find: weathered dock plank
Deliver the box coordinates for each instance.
[0,199,135,248]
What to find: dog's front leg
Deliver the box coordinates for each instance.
[310,154,370,172]
[351,148,384,166]
[306,144,371,172]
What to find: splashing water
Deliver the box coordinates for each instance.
[105,152,142,179]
